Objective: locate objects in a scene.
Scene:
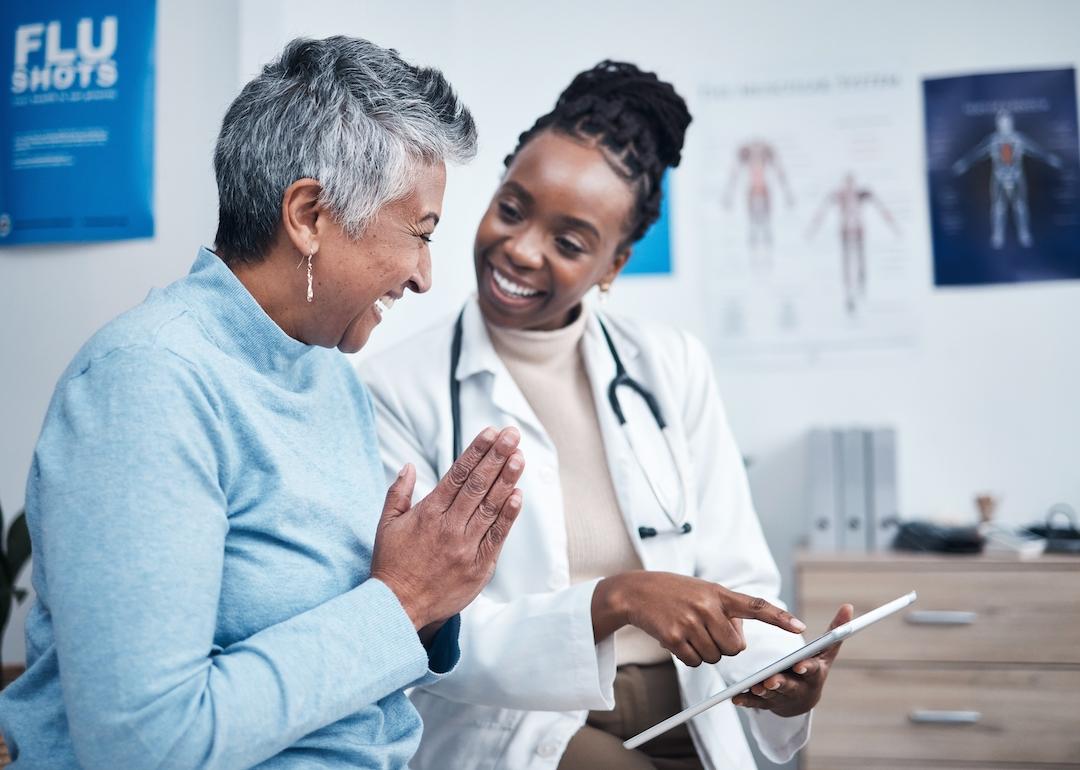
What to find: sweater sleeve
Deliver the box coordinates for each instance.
[33,348,445,770]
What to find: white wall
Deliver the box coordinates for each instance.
[0,0,239,665]
[3,0,1078,687]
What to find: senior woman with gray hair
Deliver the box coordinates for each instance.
[0,36,525,769]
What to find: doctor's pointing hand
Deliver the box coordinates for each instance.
[592,570,807,667]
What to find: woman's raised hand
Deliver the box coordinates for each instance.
[371,427,524,633]
[593,571,807,667]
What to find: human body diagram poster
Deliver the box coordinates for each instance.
[684,73,920,361]
[0,1,156,245]
[924,68,1080,286]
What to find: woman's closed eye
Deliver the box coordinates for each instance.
[497,200,523,223]
[555,235,585,256]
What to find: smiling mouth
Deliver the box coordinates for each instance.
[373,294,397,318]
[491,266,544,301]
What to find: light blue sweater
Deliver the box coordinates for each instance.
[0,248,459,769]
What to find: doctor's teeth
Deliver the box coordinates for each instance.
[494,269,539,298]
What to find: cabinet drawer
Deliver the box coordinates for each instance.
[805,762,1080,770]
[806,667,1080,764]
[798,567,1080,664]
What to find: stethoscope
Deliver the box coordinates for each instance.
[449,307,692,539]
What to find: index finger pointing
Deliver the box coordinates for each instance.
[727,591,807,634]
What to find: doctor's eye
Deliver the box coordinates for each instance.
[555,236,585,256]
[497,201,523,223]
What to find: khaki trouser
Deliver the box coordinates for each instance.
[557,662,705,770]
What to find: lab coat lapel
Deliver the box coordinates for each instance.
[583,310,693,572]
[457,299,567,584]
[456,299,553,452]
[582,310,652,564]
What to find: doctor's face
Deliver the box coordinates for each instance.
[473,130,634,331]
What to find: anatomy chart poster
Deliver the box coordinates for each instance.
[924,68,1080,286]
[0,0,156,245]
[682,72,919,362]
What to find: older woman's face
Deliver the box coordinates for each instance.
[317,162,446,353]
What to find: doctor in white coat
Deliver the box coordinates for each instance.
[360,61,851,770]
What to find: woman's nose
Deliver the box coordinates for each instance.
[504,229,544,270]
[408,249,432,294]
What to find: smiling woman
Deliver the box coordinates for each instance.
[0,36,532,770]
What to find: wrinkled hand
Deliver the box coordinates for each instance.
[595,571,807,667]
[370,427,524,633]
[733,603,854,717]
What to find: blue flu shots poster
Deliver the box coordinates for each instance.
[0,1,155,245]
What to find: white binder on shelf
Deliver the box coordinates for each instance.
[838,428,868,551]
[806,428,840,551]
[868,427,899,551]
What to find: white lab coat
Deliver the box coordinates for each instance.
[358,297,810,770]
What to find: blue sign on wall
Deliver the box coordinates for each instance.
[624,172,673,275]
[0,1,155,245]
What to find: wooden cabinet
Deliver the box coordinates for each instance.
[796,552,1080,769]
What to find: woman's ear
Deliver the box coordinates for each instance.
[600,247,632,288]
[280,178,324,255]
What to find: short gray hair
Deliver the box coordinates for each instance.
[213,36,477,263]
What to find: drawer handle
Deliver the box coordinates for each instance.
[905,610,978,626]
[909,709,982,725]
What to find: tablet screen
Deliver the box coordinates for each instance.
[623,591,917,749]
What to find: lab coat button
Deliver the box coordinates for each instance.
[536,741,559,758]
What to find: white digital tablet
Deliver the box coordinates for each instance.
[623,591,917,750]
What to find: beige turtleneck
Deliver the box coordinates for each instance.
[486,309,668,666]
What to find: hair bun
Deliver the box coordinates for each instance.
[503,60,691,245]
[556,60,690,168]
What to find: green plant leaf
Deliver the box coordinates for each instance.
[0,595,10,643]
[7,511,30,582]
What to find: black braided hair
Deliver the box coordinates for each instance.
[504,60,691,245]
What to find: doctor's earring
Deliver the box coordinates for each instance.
[599,282,611,305]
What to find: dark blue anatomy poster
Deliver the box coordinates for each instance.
[0,1,155,245]
[924,68,1080,286]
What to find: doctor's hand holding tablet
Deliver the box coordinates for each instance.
[592,570,852,712]
[730,602,854,716]
[626,592,918,750]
